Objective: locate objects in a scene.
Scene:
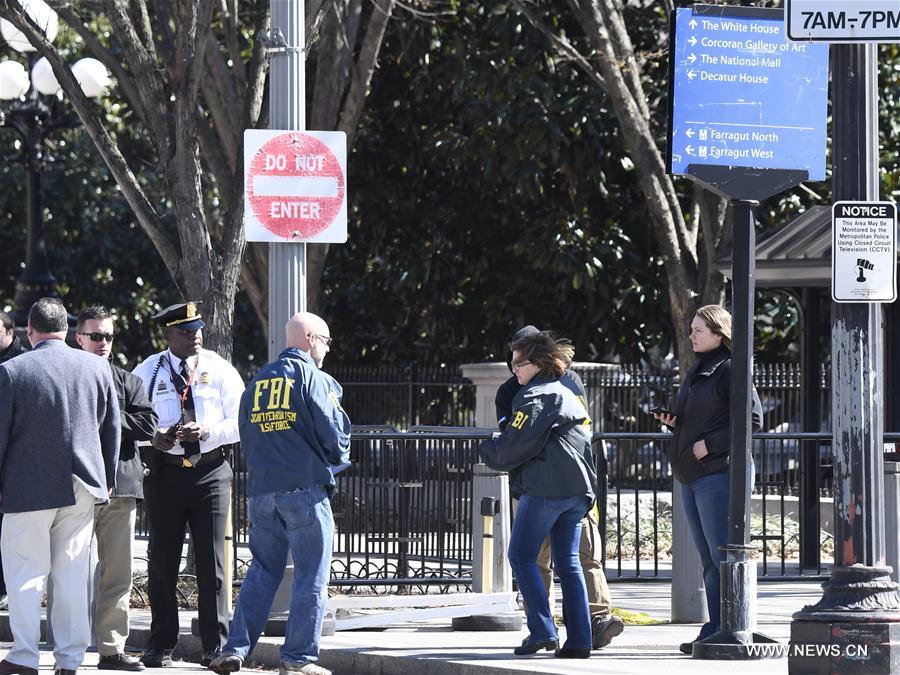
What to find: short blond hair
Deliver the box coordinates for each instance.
[695,305,732,350]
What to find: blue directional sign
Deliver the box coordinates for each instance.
[667,7,829,180]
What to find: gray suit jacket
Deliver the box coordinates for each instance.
[0,339,121,513]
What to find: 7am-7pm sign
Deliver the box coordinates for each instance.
[786,1,900,42]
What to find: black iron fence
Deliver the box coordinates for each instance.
[316,360,830,436]
[322,361,476,427]
[574,362,830,435]
[598,431,845,581]
[147,428,880,590]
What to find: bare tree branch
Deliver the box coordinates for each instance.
[584,0,652,122]
[57,7,149,126]
[196,108,234,206]
[201,38,241,171]
[512,0,607,92]
[102,0,174,163]
[338,0,394,144]
[306,0,328,46]
[218,0,247,91]
[310,3,352,129]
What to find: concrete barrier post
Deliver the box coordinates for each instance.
[472,463,512,593]
[671,479,710,623]
[459,363,512,428]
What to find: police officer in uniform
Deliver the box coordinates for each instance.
[132,302,244,668]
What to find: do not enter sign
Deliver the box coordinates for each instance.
[244,130,347,243]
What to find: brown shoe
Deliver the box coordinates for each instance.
[0,659,38,675]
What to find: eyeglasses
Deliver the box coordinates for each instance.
[511,360,532,371]
[311,333,333,347]
[79,332,116,343]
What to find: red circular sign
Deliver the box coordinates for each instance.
[246,133,345,240]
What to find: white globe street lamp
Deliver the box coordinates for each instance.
[0,3,111,325]
[0,0,58,53]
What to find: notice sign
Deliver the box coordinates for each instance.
[832,201,897,303]
[244,129,347,243]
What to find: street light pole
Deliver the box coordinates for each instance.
[0,5,109,327]
[7,71,58,325]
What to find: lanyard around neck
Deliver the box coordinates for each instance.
[167,353,200,414]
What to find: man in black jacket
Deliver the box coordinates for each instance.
[0,311,26,611]
[0,311,26,366]
[495,325,623,650]
[76,306,158,671]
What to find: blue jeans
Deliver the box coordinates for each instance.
[680,465,754,639]
[509,495,592,650]
[223,485,333,666]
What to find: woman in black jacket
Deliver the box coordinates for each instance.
[479,332,597,659]
[652,305,762,655]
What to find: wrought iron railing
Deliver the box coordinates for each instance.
[136,427,882,590]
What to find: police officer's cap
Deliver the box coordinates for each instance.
[152,302,205,331]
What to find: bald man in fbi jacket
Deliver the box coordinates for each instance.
[210,312,350,675]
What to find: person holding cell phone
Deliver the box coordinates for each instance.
[651,305,762,656]
[132,302,244,669]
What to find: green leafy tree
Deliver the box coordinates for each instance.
[321,0,674,364]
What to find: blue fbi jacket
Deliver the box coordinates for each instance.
[239,347,351,497]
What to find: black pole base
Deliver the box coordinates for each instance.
[692,630,782,660]
[451,613,522,631]
[793,565,900,622]
[788,621,900,674]
[789,566,900,673]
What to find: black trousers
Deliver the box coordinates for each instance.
[143,458,232,652]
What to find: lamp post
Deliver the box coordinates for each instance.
[0,0,109,325]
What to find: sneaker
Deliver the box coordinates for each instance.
[207,654,242,674]
[98,654,145,672]
[139,650,173,669]
[278,662,331,675]
[591,614,625,649]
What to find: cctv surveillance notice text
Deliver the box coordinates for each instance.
[832,201,897,303]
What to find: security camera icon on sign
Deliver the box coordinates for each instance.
[856,258,874,283]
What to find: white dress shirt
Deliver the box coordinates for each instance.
[132,348,244,456]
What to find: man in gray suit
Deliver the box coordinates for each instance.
[0,298,121,675]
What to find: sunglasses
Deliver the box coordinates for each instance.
[79,332,116,343]
[311,333,333,347]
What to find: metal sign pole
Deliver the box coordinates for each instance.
[265,0,306,627]
[692,198,780,659]
[267,0,306,363]
[789,42,900,675]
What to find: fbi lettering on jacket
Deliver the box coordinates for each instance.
[250,376,297,432]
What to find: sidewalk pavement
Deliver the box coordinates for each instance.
[1,578,825,674]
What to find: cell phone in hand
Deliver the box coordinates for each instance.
[650,406,675,417]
